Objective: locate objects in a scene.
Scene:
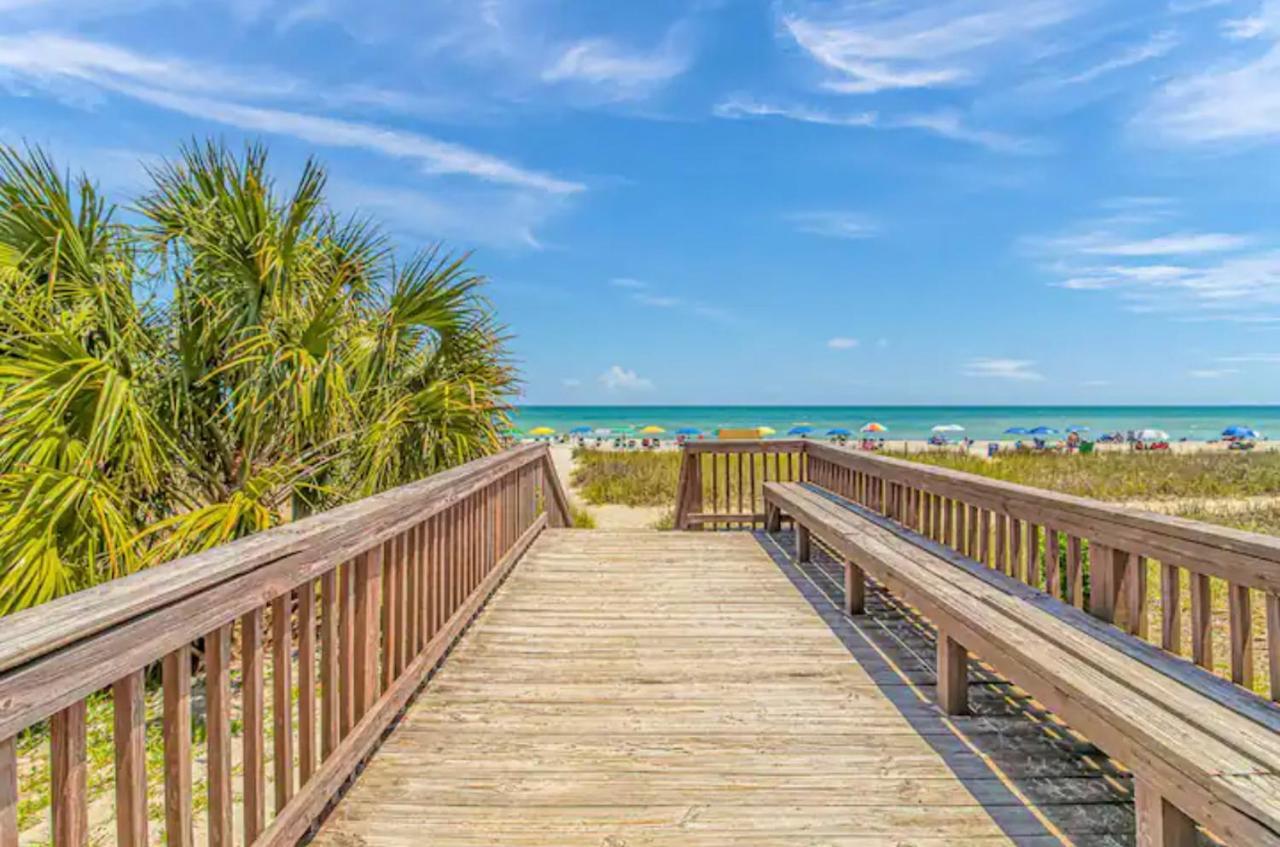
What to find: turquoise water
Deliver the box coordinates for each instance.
[511,406,1280,441]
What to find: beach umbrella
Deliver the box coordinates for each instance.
[676,427,702,435]
[528,426,556,437]
[932,424,965,433]
[1004,427,1030,435]
[861,422,887,433]
[1223,425,1259,439]
[788,425,815,436]
[1029,426,1059,436]
[640,425,665,435]
[827,428,852,437]
[758,426,777,437]
[1066,425,1090,433]
[568,426,592,435]
[1136,428,1169,441]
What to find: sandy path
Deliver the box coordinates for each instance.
[549,445,666,530]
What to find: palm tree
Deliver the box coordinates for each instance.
[0,141,516,613]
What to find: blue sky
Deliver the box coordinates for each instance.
[3,0,1280,405]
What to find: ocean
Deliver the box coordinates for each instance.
[511,406,1280,441]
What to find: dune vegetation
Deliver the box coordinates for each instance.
[0,141,515,614]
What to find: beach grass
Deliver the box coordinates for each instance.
[902,449,1280,501]
[571,448,681,507]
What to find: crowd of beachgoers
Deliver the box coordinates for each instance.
[508,421,1272,455]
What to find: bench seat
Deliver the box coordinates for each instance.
[764,481,1280,846]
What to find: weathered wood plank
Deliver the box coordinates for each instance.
[113,670,148,846]
[50,701,87,847]
[161,646,192,847]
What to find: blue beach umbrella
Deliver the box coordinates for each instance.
[1029,426,1059,436]
[1004,427,1030,435]
[676,427,702,435]
[569,426,592,434]
[788,425,815,436]
[1223,425,1259,438]
[827,428,852,437]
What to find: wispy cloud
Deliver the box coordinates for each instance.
[713,96,1037,153]
[542,32,691,100]
[0,32,583,194]
[827,337,859,349]
[599,365,654,392]
[962,358,1045,380]
[1188,368,1239,378]
[1138,2,1280,144]
[1057,30,1178,85]
[1033,209,1280,320]
[561,377,582,388]
[607,277,735,323]
[609,277,648,289]
[776,0,1085,95]
[790,211,878,240]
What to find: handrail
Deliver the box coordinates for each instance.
[674,440,807,530]
[803,441,1280,702]
[0,443,569,847]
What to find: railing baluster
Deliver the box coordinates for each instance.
[242,608,266,843]
[162,646,193,847]
[339,560,355,738]
[1229,584,1254,689]
[1266,592,1280,701]
[206,624,234,847]
[1190,573,1214,670]
[320,570,340,758]
[272,593,295,811]
[1127,555,1150,639]
[51,701,87,847]
[355,547,383,717]
[0,735,16,847]
[1067,536,1084,607]
[381,540,399,692]
[1161,564,1182,655]
[113,669,148,846]
[298,580,318,784]
[1045,529,1061,599]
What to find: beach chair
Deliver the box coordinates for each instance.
[1079,442,1094,455]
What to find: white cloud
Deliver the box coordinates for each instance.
[1058,30,1178,85]
[1188,368,1240,378]
[827,337,859,349]
[633,293,681,308]
[1139,4,1280,144]
[1218,353,1280,363]
[777,0,1085,95]
[1055,232,1251,257]
[599,365,654,392]
[1223,15,1269,39]
[790,211,878,240]
[542,34,690,100]
[713,96,1036,153]
[962,358,1045,380]
[0,32,583,194]
[713,95,876,127]
[609,278,648,289]
[328,180,570,250]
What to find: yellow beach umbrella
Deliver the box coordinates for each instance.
[640,425,665,435]
[758,426,777,437]
[528,426,556,436]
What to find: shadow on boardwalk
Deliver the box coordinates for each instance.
[753,530,1196,847]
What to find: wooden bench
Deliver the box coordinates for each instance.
[764,481,1280,846]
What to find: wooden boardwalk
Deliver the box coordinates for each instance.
[309,529,1120,846]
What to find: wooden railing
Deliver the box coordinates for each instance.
[803,441,1280,703]
[676,438,1280,702]
[0,443,569,847]
[674,440,808,530]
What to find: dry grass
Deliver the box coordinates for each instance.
[570,449,681,507]
[904,449,1280,501]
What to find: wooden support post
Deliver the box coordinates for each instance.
[765,504,782,533]
[161,646,193,847]
[51,701,87,847]
[113,670,148,847]
[0,736,15,847]
[936,634,969,716]
[206,625,233,847]
[1089,545,1128,624]
[796,524,811,564]
[844,562,865,615]
[1134,779,1197,847]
